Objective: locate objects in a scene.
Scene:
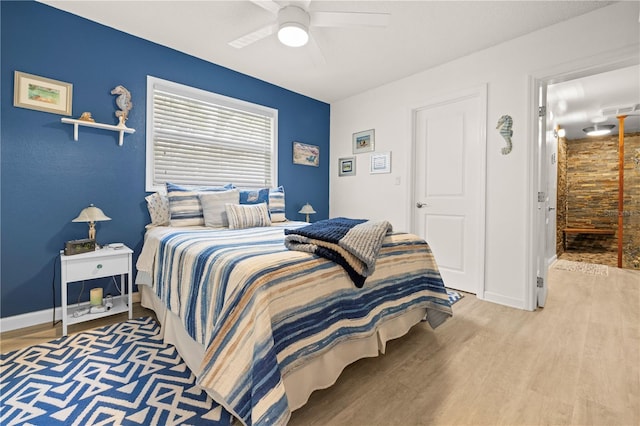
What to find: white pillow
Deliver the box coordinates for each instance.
[225,203,271,229]
[199,190,240,228]
[145,192,170,227]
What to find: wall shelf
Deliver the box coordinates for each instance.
[61,117,135,146]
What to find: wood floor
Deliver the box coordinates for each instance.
[2,265,638,425]
[289,265,639,426]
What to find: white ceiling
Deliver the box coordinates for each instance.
[40,0,617,104]
[548,65,640,140]
[39,1,639,138]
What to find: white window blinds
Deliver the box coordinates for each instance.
[146,76,277,192]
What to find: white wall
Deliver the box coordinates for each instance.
[329,2,640,309]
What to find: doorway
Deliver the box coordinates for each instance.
[547,65,640,268]
[529,49,640,310]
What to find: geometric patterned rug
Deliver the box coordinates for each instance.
[447,289,463,304]
[0,317,232,426]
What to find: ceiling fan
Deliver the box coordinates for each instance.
[228,0,390,61]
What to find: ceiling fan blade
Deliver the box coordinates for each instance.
[250,0,281,15]
[229,24,275,49]
[307,32,326,67]
[311,11,390,28]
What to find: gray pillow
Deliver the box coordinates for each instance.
[198,189,240,227]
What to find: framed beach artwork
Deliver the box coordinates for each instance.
[370,151,391,174]
[13,71,73,116]
[338,157,356,176]
[293,141,319,167]
[352,129,375,154]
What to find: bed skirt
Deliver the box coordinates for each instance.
[139,281,427,412]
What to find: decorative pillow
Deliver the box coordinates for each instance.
[144,192,170,227]
[166,182,235,227]
[199,189,240,228]
[225,202,271,229]
[239,188,270,205]
[268,186,286,222]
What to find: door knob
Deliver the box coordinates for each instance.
[416,202,429,208]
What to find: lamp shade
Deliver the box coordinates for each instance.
[298,203,316,223]
[72,204,111,223]
[298,203,316,215]
[72,204,111,240]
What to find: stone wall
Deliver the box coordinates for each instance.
[623,133,640,269]
[556,137,568,255]
[556,132,640,269]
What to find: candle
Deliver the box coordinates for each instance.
[90,288,103,306]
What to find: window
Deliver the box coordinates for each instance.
[146,76,278,192]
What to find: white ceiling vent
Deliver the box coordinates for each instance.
[601,103,640,117]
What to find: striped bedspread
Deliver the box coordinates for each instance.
[136,223,452,426]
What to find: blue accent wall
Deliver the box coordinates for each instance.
[0,1,330,318]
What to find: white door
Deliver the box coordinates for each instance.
[545,116,558,265]
[412,88,486,295]
[536,84,549,308]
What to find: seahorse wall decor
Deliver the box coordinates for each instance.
[496,114,513,155]
[111,85,132,124]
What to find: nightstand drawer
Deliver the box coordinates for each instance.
[64,254,128,282]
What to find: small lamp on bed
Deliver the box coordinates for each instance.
[298,203,316,223]
[72,204,111,240]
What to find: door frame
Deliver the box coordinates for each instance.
[526,46,639,311]
[409,84,488,298]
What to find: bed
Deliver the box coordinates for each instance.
[135,220,452,426]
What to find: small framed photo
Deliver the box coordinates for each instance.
[293,141,319,167]
[338,157,356,176]
[370,151,391,174]
[352,129,375,154]
[13,71,72,116]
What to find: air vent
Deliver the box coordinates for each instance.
[601,103,640,117]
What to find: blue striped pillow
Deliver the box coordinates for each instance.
[225,203,271,229]
[166,182,235,227]
[268,186,286,222]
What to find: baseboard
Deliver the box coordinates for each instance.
[547,254,558,268]
[0,292,141,333]
[482,291,527,311]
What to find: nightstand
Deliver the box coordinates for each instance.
[60,245,133,336]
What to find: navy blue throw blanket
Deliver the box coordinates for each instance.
[284,217,393,287]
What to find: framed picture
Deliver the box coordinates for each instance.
[13,71,72,116]
[352,129,375,154]
[370,151,391,174]
[293,141,319,167]
[338,157,356,176]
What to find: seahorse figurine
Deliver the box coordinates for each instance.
[496,114,513,155]
[111,85,132,124]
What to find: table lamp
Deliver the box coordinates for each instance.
[298,203,316,222]
[72,204,111,240]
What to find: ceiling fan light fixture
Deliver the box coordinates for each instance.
[277,5,310,47]
[278,23,309,47]
[582,124,615,137]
